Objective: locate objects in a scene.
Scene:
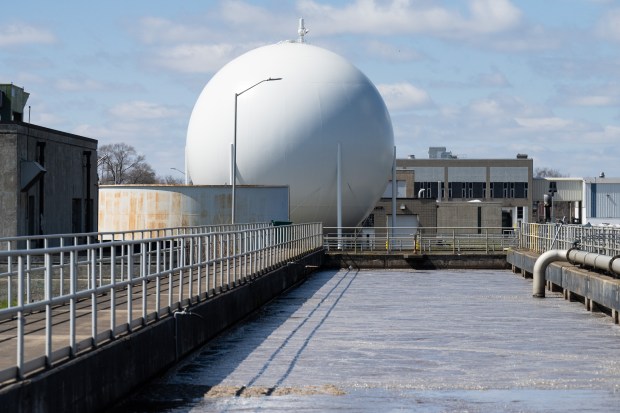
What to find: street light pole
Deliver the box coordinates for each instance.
[232,77,282,224]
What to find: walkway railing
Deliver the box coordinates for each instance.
[0,222,323,383]
[324,227,518,253]
[519,222,620,256]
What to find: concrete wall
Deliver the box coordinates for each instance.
[507,249,620,323]
[0,131,17,237]
[324,252,508,270]
[0,123,98,240]
[437,202,502,232]
[0,249,324,413]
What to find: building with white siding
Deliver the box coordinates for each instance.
[531,176,620,226]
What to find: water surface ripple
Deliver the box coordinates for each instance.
[116,269,620,412]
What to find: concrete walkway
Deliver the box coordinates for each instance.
[0,270,214,383]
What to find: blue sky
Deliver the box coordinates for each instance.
[2,0,619,178]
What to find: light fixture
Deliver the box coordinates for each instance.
[232,77,282,224]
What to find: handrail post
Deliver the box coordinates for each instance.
[452,229,456,254]
[45,249,52,366]
[17,255,25,379]
[485,228,489,254]
[69,250,77,356]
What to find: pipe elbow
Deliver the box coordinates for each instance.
[533,249,568,298]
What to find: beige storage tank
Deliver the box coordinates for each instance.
[98,185,289,235]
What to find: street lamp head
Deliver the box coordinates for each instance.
[231,75,282,224]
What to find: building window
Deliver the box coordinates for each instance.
[513,182,528,199]
[491,182,528,199]
[448,182,485,199]
[517,206,524,220]
[415,182,438,199]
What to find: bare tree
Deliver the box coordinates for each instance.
[98,143,155,184]
[535,167,567,178]
[159,174,184,184]
[126,162,157,184]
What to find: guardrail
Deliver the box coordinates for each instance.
[0,222,323,383]
[519,222,620,256]
[324,227,518,253]
[0,222,273,251]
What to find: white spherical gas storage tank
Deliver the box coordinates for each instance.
[186,41,394,227]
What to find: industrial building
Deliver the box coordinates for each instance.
[364,151,533,237]
[533,176,620,226]
[0,84,98,242]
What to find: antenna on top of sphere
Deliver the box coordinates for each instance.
[298,18,308,43]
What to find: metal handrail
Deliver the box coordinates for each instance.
[0,222,273,251]
[518,222,620,256]
[323,226,518,253]
[0,222,323,383]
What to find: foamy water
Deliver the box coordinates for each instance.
[116,269,620,412]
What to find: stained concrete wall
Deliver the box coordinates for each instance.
[0,249,324,413]
[98,185,289,235]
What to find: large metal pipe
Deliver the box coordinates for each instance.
[533,249,620,298]
[533,249,568,297]
[567,249,620,275]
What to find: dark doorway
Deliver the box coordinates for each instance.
[502,211,512,231]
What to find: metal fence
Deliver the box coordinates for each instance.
[324,227,518,253]
[518,222,620,256]
[0,222,323,383]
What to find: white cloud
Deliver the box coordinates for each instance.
[134,17,214,44]
[149,43,242,74]
[220,0,284,29]
[469,99,505,117]
[595,8,620,42]
[107,101,183,121]
[0,23,55,47]
[551,84,620,107]
[474,69,511,87]
[298,0,522,36]
[377,82,433,111]
[365,40,422,62]
[583,125,620,144]
[55,78,106,92]
[567,95,617,107]
[466,0,523,33]
[514,116,576,131]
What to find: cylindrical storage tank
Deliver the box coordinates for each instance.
[186,42,394,227]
